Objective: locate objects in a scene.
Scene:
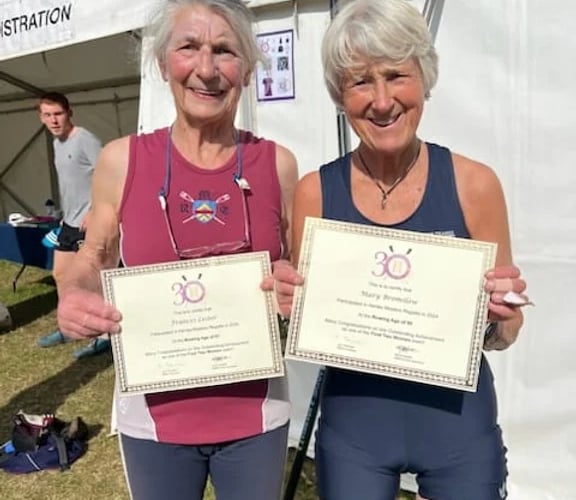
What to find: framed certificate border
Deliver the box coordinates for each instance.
[286,217,496,392]
[102,252,284,394]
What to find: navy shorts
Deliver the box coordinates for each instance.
[119,423,289,500]
[56,222,85,252]
[315,357,507,500]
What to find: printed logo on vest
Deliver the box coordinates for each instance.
[432,230,455,237]
[178,189,231,225]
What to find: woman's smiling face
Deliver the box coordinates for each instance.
[341,57,426,156]
[161,5,247,127]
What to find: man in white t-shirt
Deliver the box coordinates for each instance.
[36,92,110,359]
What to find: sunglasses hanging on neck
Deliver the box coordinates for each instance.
[157,126,252,259]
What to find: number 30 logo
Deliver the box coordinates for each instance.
[172,275,205,305]
[372,247,412,280]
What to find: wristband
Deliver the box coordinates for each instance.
[483,321,506,350]
[484,322,498,340]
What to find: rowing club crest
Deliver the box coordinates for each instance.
[178,189,230,225]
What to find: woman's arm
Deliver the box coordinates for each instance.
[291,171,322,264]
[275,144,299,259]
[265,171,322,318]
[263,144,301,317]
[57,137,130,339]
[454,153,526,350]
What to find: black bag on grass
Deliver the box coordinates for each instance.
[0,411,88,474]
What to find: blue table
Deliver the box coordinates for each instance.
[0,223,54,291]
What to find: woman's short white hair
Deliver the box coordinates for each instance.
[322,0,439,106]
[143,0,261,75]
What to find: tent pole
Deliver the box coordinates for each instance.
[45,131,60,211]
[0,70,44,96]
[113,93,124,137]
[0,179,37,215]
[329,0,351,157]
[423,0,445,43]
[283,2,346,498]
[0,76,140,105]
[0,126,49,217]
[0,95,139,116]
[0,126,45,179]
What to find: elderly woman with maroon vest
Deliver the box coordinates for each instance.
[56,1,298,499]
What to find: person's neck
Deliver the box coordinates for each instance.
[57,124,76,142]
[357,139,421,185]
[170,119,238,168]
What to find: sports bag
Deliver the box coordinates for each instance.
[0,411,88,474]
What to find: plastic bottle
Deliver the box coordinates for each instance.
[44,199,56,217]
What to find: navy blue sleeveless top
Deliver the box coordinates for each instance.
[320,142,469,238]
[318,143,497,418]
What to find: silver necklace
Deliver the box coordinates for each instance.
[356,140,422,209]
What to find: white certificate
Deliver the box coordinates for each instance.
[101,252,284,394]
[285,217,497,392]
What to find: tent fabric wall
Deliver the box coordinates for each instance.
[419,2,576,498]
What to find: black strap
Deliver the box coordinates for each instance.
[51,431,70,471]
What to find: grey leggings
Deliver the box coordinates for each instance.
[119,424,289,500]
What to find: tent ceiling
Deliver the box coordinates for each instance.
[0,32,140,106]
[0,32,141,220]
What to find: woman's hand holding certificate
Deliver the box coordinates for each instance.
[102,252,284,395]
[285,217,497,392]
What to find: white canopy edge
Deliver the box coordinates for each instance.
[0,0,293,62]
[0,0,157,62]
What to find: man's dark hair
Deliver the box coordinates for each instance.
[38,92,71,113]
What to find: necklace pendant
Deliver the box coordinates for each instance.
[380,192,389,209]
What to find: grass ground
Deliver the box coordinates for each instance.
[0,260,415,500]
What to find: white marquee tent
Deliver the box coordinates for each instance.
[0,0,149,218]
[1,1,574,499]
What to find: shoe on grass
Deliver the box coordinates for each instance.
[38,330,69,347]
[73,338,111,360]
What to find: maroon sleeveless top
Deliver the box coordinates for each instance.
[115,127,289,445]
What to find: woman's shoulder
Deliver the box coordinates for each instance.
[275,143,297,170]
[448,150,504,215]
[100,135,130,158]
[297,170,321,191]
[451,150,502,193]
[240,129,269,146]
[241,130,297,174]
[239,129,274,160]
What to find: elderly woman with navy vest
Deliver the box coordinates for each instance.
[272,1,528,499]
[56,1,298,499]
